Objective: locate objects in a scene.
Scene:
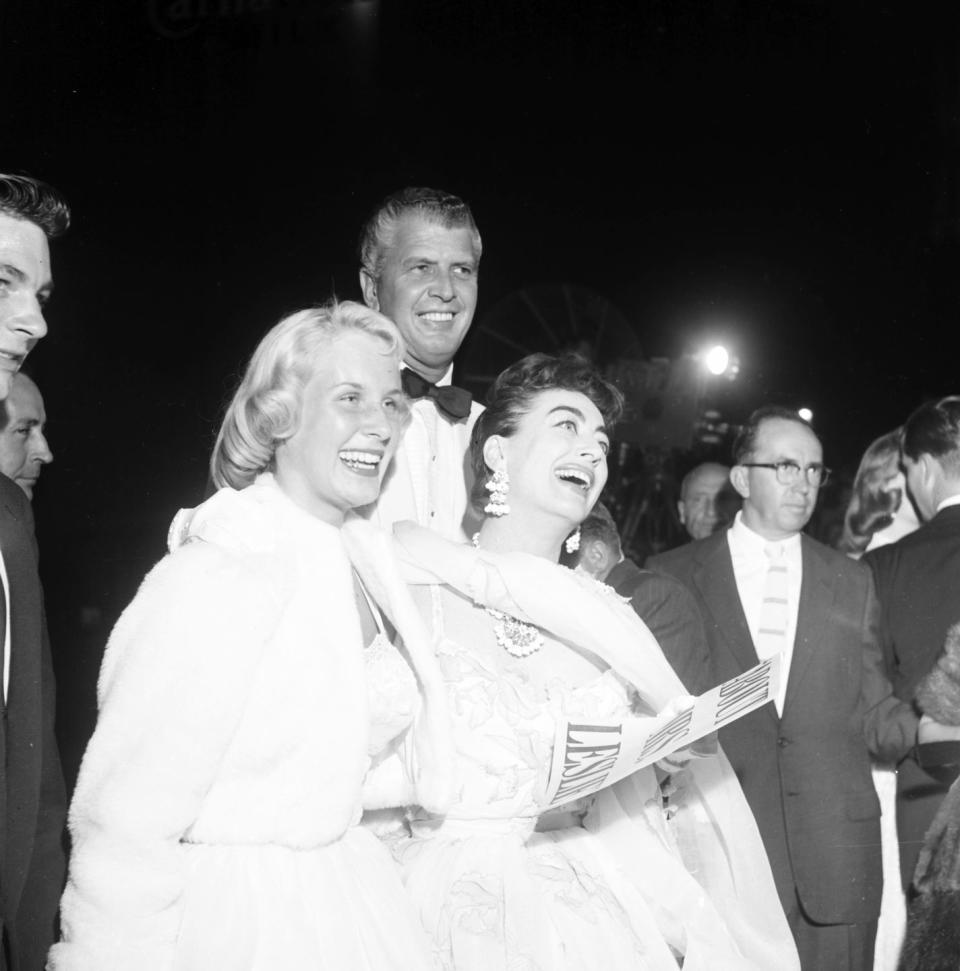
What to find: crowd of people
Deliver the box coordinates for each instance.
[1,171,960,970]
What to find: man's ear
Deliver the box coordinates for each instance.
[359,269,379,311]
[920,453,944,493]
[730,465,750,500]
[677,500,687,525]
[581,539,607,574]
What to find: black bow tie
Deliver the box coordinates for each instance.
[401,369,473,422]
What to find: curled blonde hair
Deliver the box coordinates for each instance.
[838,428,903,555]
[211,299,403,490]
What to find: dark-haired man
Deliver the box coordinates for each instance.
[0,374,53,500]
[649,405,917,970]
[0,172,69,970]
[864,395,960,890]
[358,187,484,540]
[571,503,712,693]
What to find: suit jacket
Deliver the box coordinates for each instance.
[649,529,917,925]
[605,557,713,695]
[0,475,66,970]
[863,504,960,883]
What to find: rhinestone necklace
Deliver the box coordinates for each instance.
[471,533,544,658]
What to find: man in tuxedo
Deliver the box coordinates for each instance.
[864,395,960,891]
[358,187,484,539]
[572,503,712,693]
[649,405,918,971]
[0,173,70,970]
[0,373,53,500]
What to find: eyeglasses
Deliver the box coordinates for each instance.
[741,461,831,487]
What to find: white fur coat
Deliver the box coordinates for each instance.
[48,477,450,971]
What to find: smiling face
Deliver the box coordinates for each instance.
[0,373,52,498]
[0,213,51,399]
[491,389,610,529]
[732,417,822,540]
[273,330,406,525]
[361,213,479,383]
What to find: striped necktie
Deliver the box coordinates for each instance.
[757,541,789,665]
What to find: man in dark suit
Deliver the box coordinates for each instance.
[864,395,960,892]
[0,173,70,970]
[649,405,918,971]
[571,503,712,694]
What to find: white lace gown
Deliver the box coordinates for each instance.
[393,582,781,970]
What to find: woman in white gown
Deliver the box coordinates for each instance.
[48,301,451,970]
[386,353,800,970]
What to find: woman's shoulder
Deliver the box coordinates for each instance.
[121,538,287,646]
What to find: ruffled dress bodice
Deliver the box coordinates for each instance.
[365,632,419,756]
[396,585,675,970]
[425,621,631,828]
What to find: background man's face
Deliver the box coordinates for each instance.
[680,465,732,539]
[736,418,822,540]
[364,213,479,378]
[0,374,52,498]
[0,213,51,399]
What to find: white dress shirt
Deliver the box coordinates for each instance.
[727,511,803,712]
[362,364,483,542]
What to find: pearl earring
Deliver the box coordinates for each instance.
[484,468,510,516]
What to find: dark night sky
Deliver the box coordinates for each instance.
[3,0,959,775]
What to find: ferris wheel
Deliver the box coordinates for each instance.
[457,283,643,399]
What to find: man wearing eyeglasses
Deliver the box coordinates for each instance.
[649,405,918,971]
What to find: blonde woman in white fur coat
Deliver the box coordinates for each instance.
[48,301,452,971]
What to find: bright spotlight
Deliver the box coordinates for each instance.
[798,407,813,423]
[704,345,730,376]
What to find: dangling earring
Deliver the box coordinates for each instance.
[484,468,510,516]
[565,528,581,554]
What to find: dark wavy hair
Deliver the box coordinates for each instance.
[732,404,817,465]
[358,186,481,281]
[902,396,960,475]
[0,173,71,238]
[469,353,624,513]
[838,429,903,555]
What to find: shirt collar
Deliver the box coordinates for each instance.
[400,361,454,388]
[936,493,960,513]
[728,510,802,554]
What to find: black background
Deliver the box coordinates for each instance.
[3,0,959,781]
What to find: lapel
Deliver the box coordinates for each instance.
[782,535,836,716]
[687,533,781,722]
